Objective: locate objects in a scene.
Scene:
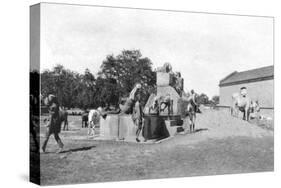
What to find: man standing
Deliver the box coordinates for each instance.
[132,94,144,142]
[188,89,199,113]
[174,72,184,96]
[42,94,64,153]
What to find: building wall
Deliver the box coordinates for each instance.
[219,79,274,108]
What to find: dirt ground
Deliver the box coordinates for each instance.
[32,109,274,185]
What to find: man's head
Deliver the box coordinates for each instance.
[97,107,103,112]
[44,94,57,106]
[135,83,141,89]
[191,89,194,94]
[240,87,247,97]
[240,87,246,90]
[97,107,107,119]
[176,72,181,77]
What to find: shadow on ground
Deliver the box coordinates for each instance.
[60,145,96,154]
[194,128,209,133]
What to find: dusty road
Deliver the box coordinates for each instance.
[34,109,274,185]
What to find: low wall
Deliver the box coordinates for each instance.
[118,115,137,140]
[100,114,184,142]
[215,106,274,119]
[99,114,137,141]
[100,115,119,140]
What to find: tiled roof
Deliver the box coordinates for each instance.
[219,65,274,86]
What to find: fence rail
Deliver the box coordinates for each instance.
[215,105,274,110]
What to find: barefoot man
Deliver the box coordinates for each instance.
[132,93,144,142]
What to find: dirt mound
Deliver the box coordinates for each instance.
[195,110,273,139]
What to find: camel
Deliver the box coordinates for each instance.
[119,83,142,114]
[158,94,173,117]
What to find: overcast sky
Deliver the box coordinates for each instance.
[40,3,273,97]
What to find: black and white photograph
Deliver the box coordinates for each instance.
[29,2,274,186]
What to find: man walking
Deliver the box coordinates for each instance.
[42,94,64,153]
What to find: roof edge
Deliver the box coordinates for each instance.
[219,71,237,84]
[219,65,274,86]
[219,75,274,87]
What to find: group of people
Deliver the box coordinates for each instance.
[39,83,145,153]
[37,83,205,153]
[37,84,262,153]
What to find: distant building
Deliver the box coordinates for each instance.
[219,65,274,109]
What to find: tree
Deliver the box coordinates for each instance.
[98,50,156,106]
[41,65,82,108]
[196,93,209,105]
[79,69,96,109]
[94,77,119,108]
[211,95,220,105]
[40,50,156,109]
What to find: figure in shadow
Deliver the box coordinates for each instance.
[30,94,40,152]
[41,94,64,153]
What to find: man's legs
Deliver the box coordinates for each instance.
[54,132,64,153]
[30,126,39,152]
[91,123,97,137]
[41,128,51,153]
[63,120,68,131]
[135,119,142,142]
[88,122,96,137]
[88,122,92,136]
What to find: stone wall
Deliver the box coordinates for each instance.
[156,72,173,86]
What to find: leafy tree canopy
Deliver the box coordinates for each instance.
[40,50,156,109]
